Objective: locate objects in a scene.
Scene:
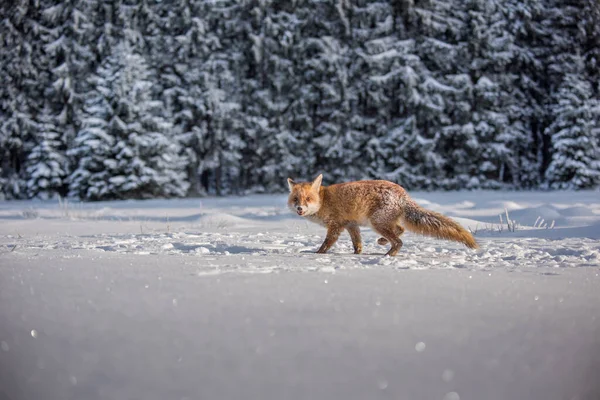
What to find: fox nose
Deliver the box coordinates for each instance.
[297,206,303,211]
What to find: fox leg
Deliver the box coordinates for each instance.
[372,224,404,256]
[317,225,343,254]
[377,225,405,246]
[346,224,363,254]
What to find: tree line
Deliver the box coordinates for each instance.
[1,0,599,200]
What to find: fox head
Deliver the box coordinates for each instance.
[287,174,323,217]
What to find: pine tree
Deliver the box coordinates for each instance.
[157,0,212,195]
[0,0,48,198]
[39,0,96,139]
[505,0,558,187]
[236,0,306,192]
[67,54,116,201]
[297,35,352,182]
[352,1,427,185]
[461,0,524,188]
[581,0,600,84]
[69,41,188,200]
[0,89,35,198]
[188,0,245,195]
[544,60,600,189]
[24,105,68,199]
[195,71,243,196]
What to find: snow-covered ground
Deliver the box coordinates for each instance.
[1,190,599,400]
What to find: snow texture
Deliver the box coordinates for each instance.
[1,191,599,400]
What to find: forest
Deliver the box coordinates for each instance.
[1,0,599,200]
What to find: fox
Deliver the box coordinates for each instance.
[287,174,478,256]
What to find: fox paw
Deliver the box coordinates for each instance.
[377,237,389,246]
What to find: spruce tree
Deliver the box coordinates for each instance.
[190,0,245,195]
[0,0,48,198]
[24,105,68,199]
[67,53,116,201]
[462,0,527,188]
[237,0,305,192]
[69,41,188,200]
[544,60,600,189]
[39,0,97,140]
[157,0,212,195]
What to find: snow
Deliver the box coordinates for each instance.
[1,190,600,399]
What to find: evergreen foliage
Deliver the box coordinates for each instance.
[69,41,187,200]
[1,0,599,200]
[25,105,68,199]
[544,59,600,189]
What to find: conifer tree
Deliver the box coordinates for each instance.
[0,0,47,198]
[24,105,68,199]
[69,41,188,200]
[544,59,600,189]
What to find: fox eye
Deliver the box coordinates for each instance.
[306,196,312,201]
[293,197,298,202]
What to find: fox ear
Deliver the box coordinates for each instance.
[287,178,295,192]
[311,174,323,191]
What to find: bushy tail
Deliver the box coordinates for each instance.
[401,201,478,249]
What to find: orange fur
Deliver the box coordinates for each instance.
[288,175,478,256]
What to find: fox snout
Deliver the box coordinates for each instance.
[289,200,310,216]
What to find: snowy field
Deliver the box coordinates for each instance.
[1,190,600,400]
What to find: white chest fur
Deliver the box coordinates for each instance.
[305,214,327,227]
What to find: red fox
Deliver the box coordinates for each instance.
[287,174,478,256]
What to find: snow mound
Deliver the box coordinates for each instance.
[559,206,597,217]
[508,205,563,226]
[490,200,525,210]
[195,212,252,228]
[504,222,600,240]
